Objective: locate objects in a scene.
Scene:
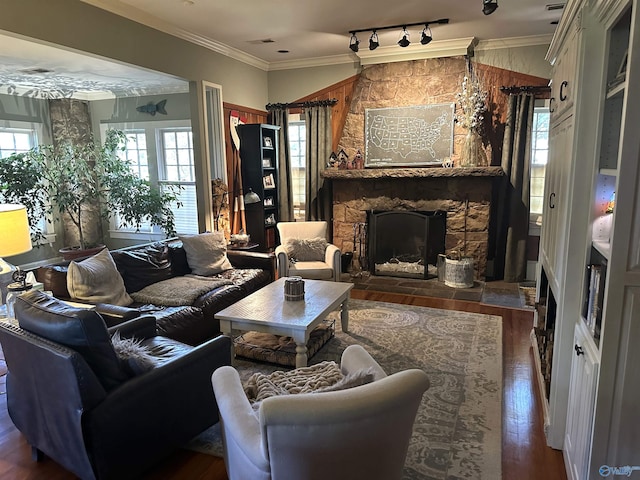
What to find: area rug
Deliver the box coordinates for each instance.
[186,299,502,480]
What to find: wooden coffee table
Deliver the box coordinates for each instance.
[215,278,354,368]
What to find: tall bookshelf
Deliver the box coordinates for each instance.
[237,124,280,251]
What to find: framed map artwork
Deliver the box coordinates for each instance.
[364,103,455,167]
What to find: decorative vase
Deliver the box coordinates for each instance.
[460,129,486,167]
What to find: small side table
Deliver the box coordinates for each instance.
[227,242,259,251]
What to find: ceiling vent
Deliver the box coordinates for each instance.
[545,3,565,11]
[18,67,53,75]
[247,39,275,44]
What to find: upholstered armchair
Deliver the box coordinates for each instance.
[211,345,430,480]
[0,290,231,480]
[275,221,341,281]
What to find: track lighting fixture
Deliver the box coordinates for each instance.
[482,0,498,15]
[347,18,449,52]
[349,33,359,52]
[397,27,410,47]
[369,31,379,50]
[420,25,433,45]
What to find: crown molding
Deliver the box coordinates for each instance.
[80,0,269,71]
[268,54,358,71]
[475,34,553,51]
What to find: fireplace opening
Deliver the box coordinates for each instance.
[368,210,446,279]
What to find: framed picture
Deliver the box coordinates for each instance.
[263,136,273,148]
[264,196,274,206]
[262,158,272,168]
[364,103,455,167]
[265,213,276,226]
[263,173,275,189]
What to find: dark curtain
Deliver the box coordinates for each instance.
[494,93,534,282]
[304,105,332,222]
[269,109,294,222]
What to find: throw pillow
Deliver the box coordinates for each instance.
[67,248,133,306]
[284,237,327,262]
[179,231,232,276]
[111,331,156,375]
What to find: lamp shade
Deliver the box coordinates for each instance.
[244,189,261,205]
[0,204,32,257]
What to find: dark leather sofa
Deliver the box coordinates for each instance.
[0,290,232,480]
[35,239,275,345]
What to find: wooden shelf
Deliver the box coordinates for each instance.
[599,168,618,177]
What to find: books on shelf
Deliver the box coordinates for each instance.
[585,263,606,341]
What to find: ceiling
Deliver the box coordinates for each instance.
[81,0,564,65]
[0,0,563,99]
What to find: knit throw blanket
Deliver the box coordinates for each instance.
[130,275,233,306]
[244,361,376,403]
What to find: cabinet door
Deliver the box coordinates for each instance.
[540,113,573,292]
[550,24,581,122]
[564,322,599,480]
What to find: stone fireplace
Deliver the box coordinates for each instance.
[368,210,446,279]
[323,166,504,280]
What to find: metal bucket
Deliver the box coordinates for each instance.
[444,257,474,288]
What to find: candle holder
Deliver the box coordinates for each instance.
[284,276,305,301]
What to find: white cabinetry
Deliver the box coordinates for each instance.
[564,322,599,480]
[535,1,586,450]
[541,0,640,477]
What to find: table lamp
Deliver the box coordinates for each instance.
[0,205,33,298]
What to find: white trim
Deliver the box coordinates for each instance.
[475,34,553,51]
[268,54,358,71]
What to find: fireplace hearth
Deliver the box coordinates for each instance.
[368,210,446,279]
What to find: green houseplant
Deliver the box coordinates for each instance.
[0,129,180,258]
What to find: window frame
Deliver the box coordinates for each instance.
[0,120,56,245]
[100,120,198,240]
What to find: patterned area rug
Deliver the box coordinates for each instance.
[186,299,502,480]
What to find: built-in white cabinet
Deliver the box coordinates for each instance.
[564,322,599,480]
[538,0,640,476]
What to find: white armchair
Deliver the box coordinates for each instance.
[211,345,430,480]
[275,221,341,281]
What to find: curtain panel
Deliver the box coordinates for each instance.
[495,93,534,282]
[304,105,333,222]
[269,109,294,222]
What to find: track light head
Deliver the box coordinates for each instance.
[369,31,379,50]
[420,25,432,45]
[397,27,410,47]
[482,0,498,15]
[349,33,360,52]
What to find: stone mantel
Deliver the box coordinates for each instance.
[322,166,504,180]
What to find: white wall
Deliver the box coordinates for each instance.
[474,43,552,79]
[267,62,360,103]
[0,0,268,111]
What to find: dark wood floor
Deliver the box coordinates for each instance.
[0,290,567,479]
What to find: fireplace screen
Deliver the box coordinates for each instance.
[368,210,446,279]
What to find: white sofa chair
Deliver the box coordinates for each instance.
[211,345,430,480]
[275,221,341,281]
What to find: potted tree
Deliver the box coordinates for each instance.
[0,150,48,244]
[0,129,180,260]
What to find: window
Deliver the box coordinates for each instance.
[530,102,550,232]
[288,119,306,220]
[0,128,36,157]
[159,128,198,235]
[105,121,199,239]
[0,122,54,243]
